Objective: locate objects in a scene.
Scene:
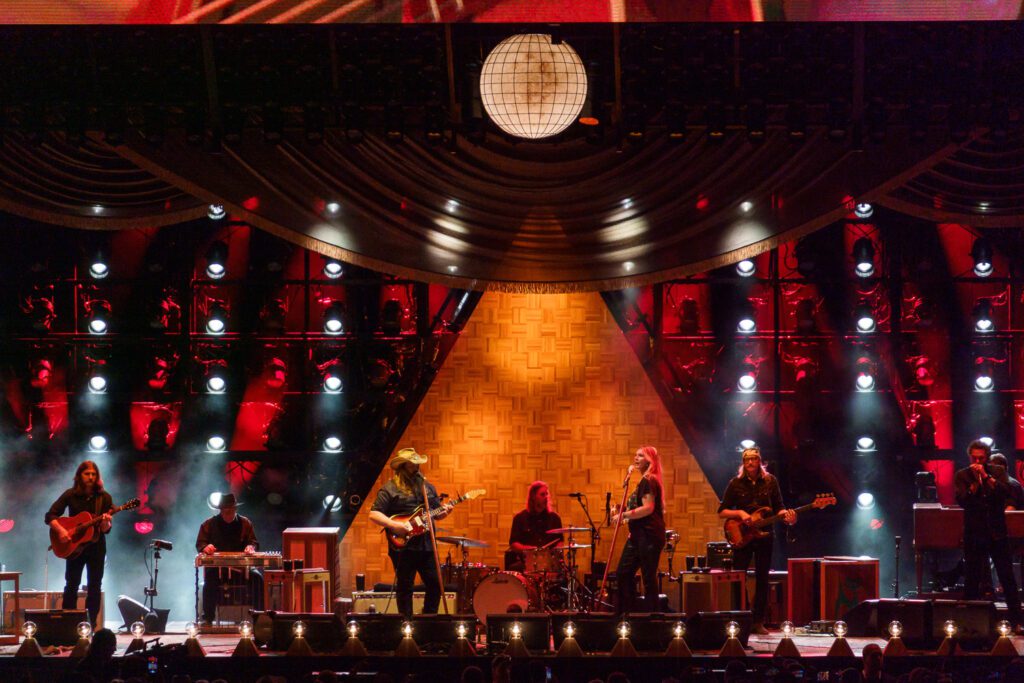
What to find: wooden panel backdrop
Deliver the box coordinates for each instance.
[337,291,724,597]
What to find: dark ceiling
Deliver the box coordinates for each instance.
[0,23,1021,291]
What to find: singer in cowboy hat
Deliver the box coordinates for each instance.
[368,447,451,616]
[195,493,260,625]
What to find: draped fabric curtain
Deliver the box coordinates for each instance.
[0,128,1019,291]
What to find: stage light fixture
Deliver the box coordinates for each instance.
[233,619,258,657]
[323,495,343,512]
[88,373,107,394]
[791,298,816,334]
[206,435,226,452]
[25,293,56,332]
[975,361,994,392]
[323,436,342,452]
[854,203,874,219]
[86,300,111,335]
[207,492,223,510]
[89,259,109,280]
[853,237,875,278]
[735,259,755,277]
[259,299,287,334]
[943,620,958,638]
[206,365,227,394]
[29,359,52,388]
[323,257,343,279]
[855,301,876,333]
[737,300,756,334]
[205,241,228,280]
[856,436,876,453]
[979,436,994,447]
[146,418,170,451]
[265,357,287,390]
[323,373,343,394]
[971,237,993,277]
[827,620,854,657]
[208,204,226,220]
[888,621,903,638]
[323,301,346,335]
[88,435,108,452]
[737,364,757,393]
[326,201,341,215]
[676,297,700,335]
[857,492,875,509]
[914,357,936,387]
[855,357,875,392]
[739,201,753,213]
[997,620,1011,638]
[974,299,993,333]
[206,303,228,335]
[739,439,757,450]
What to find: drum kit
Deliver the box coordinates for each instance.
[438,527,594,624]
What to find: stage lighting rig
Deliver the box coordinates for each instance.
[852,237,875,278]
[971,237,993,278]
[85,299,112,335]
[205,241,228,280]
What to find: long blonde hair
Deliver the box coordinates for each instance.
[636,445,665,508]
[392,465,421,495]
[525,481,551,512]
[737,446,770,478]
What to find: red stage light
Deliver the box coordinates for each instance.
[0,519,14,533]
[134,521,154,535]
[265,357,287,389]
[30,359,52,388]
[870,519,884,530]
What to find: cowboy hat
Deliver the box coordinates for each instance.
[212,493,242,509]
[389,447,428,470]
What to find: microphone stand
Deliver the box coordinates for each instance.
[573,494,600,570]
[892,535,901,598]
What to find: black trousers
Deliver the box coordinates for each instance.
[62,541,105,627]
[731,535,773,624]
[616,535,664,613]
[202,569,264,622]
[388,549,441,616]
[964,535,1023,623]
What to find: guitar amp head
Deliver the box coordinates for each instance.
[706,542,733,569]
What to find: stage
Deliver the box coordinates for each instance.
[2,621,1023,682]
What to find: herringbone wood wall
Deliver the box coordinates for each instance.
[338,291,724,598]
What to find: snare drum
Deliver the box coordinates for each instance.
[471,571,541,625]
[524,547,563,574]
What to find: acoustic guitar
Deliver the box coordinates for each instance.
[723,493,836,549]
[384,489,485,550]
[49,498,140,559]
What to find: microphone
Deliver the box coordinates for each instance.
[151,539,173,551]
[622,465,634,489]
[568,492,584,498]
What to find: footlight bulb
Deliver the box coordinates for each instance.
[888,621,903,638]
[726,621,740,638]
[131,621,146,639]
[77,622,92,639]
[781,621,794,638]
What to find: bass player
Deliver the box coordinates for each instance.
[368,447,451,616]
[45,460,113,629]
[718,446,796,634]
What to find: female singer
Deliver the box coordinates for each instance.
[613,445,666,613]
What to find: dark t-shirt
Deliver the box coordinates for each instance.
[371,478,441,552]
[627,477,666,541]
[719,473,785,535]
[955,465,1012,540]
[507,509,563,568]
[195,514,258,553]
[45,488,114,549]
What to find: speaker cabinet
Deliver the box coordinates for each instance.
[931,600,996,650]
[23,609,87,646]
[843,599,931,649]
[261,611,341,651]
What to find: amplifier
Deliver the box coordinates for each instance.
[351,591,457,614]
[3,591,104,633]
[706,542,733,569]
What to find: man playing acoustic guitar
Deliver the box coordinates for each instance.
[45,460,113,629]
[718,446,796,635]
[368,448,452,616]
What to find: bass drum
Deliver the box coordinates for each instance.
[472,571,541,625]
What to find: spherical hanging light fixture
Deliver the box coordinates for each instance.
[479,34,587,140]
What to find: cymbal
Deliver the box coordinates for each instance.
[547,527,590,534]
[436,536,490,549]
[559,543,591,550]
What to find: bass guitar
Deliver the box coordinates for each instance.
[723,493,836,549]
[49,498,141,559]
[384,489,485,550]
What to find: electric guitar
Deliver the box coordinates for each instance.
[723,493,836,549]
[384,489,486,550]
[49,498,140,559]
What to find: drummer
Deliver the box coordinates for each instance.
[507,481,564,572]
